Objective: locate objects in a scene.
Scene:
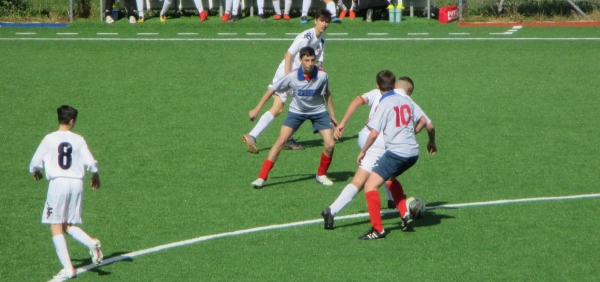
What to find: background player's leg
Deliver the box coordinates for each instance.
[136,0,145,19]
[249,95,284,140]
[273,0,282,17]
[160,0,172,18]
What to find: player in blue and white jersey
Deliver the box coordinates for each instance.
[321,77,433,230]
[29,105,104,281]
[251,47,337,188]
[357,71,437,240]
[243,9,332,154]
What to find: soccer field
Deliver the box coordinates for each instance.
[1,19,600,281]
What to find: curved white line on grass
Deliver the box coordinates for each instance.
[3,37,600,42]
[74,192,600,276]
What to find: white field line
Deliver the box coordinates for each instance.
[137,33,158,36]
[178,33,198,36]
[218,33,237,36]
[408,33,429,35]
[56,33,78,35]
[16,32,36,35]
[449,33,469,35]
[97,33,118,36]
[3,37,600,42]
[246,33,266,36]
[75,192,600,276]
[367,33,388,36]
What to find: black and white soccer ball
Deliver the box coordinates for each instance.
[406,197,426,219]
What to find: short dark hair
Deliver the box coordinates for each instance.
[299,46,316,59]
[314,8,332,22]
[376,70,396,92]
[57,105,78,125]
[398,76,414,90]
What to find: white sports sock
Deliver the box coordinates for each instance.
[273,1,281,15]
[249,111,274,140]
[337,0,347,10]
[136,0,144,17]
[302,0,311,16]
[52,234,73,270]
[257,0,264,14]
[160,0,172,16]
[383,186,394,202]
[193,0,204,11]
[284,0,292,14]
[326,2,336,17]
[232,0,240,15]
[350,1,357,11]
[329,184,359,215]
[225,0,233,14]
[67,226,95,248]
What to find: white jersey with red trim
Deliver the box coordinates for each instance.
[272,28,325,84]
[366,91,426,157]
[29,131,98,180]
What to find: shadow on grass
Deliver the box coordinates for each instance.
[72,251,133,276]
[261,171,355,188]
[257,134,358,152]
[333,208,455,231]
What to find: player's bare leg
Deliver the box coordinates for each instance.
[252,126,295,188]
[315,128,335,186]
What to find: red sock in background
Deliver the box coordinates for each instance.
[386,179,408,217]
[317,152,332,176]
[258,159,274,180]
[365,190,383,233]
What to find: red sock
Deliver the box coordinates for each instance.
[258,159,274,180]
[365,190,383,233]
[317,152,332,176]
[386,179,408,217]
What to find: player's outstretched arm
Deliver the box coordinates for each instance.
[91,173,100,190]
[425,123,436,154]
[249,88,276,121]
[334,96,365,139]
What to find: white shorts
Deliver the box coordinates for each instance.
[41,178,84,224]
[357,131,386,173]
[268,84,290,104]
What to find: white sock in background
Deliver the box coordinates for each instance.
[273,0,281,15]
[249,111,275,139]
[326,1,336,17]
[160,0,172,16]
[302,0,311,16]
[284,0,292,14]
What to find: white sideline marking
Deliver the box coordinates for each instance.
[57,33,78,35]
[2,37,600,42]
[97,33,118,36]
[74,192,600,277]
[367,33,388,36]
[218,33,237,36]
[246,33,266,36]
[408,33,429,35]
[137,33,158,36]
[513,25,523,29]
[285,33,297,36]
[16,32,36,35]
[178,33,198,36]
[449,33,469,35]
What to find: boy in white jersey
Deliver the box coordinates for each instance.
[243,9,332,154]
[157,0,208,22]
[251,47,337,188]
[357,71,437,240]
[321,77,432,230]
[30,105,103,281]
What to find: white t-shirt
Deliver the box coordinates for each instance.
[272,66,329,114]
[272,28,325,84]
[366,91,427,157]
[29,131,98,180]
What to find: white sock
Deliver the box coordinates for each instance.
[225,0,232,14]
[136,0,144,17]
[52,234,73,270]
[232,0,240,15]
[249,111,274,140]
[193,0,204,11]
[160,0,172,16]
[302,0,311,16]
[350,1,356,11]
[67,226,95,248]
[337,0,347,11]
[273,1,281,15]
[284,0,292,14]
[383,186,394,202]
[329,184,359,215]
[257,0,264,14]
[326,2,336,17]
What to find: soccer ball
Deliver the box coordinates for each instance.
[406,197,426,219]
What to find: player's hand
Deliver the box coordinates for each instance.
[91,173,101,190]
[33,171,43,181]
[334,122,345,140]
[427,142,437,155]
[249,108,260,122]
[357,151,366,165]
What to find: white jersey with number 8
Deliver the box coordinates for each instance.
[29,131,98,180]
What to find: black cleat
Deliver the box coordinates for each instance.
[399,214,413,231]
[228,15,239,22]
[258,14,266,22]
[387,200,396,209]
[358,228,386,240]
[321,207,334,230]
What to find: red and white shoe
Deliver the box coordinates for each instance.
[273,14,282,20]
[221,13,230,22]
[349,10,356,19]
[199,10,208,21]
[339,9,348,19]
[283,14,291,20]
